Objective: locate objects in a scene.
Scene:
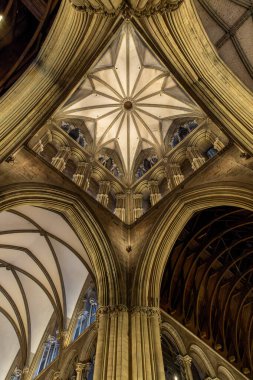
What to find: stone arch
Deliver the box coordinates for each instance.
[161,322,187,356]
[59,349,78,379]
[132,182,253,306]
[218,365,236,380]
[0,183,124,306]
[79,327,97,362]
[189,344,216,378]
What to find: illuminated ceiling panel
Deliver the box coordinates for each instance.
[55,22,205,183]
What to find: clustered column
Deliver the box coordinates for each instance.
[32,130,52,154]
[168,163,185,189]
[96,181,110,207]
[51,146,71,172]
[133,194,143,221]
[94,305,129,380]
[131,307,165,380]
[148,180,161,206]
[72,162,91,191]
[114,194,126,222]
[187,147,206,170]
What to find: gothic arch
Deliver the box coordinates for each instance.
[218,366,236,380]
[132,181,253,306]
[161,322,187,356]
[189,344,216,378]
[0,183,124,306]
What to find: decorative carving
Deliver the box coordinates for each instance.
[131,306,161,318]
[69,0,183,16]
[97,304,128,316]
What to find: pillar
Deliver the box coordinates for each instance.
[83,362,93,380]
[187,147,206,170]
[148,180,162,206]
[213,137,225,152]
[32,130,52,154]
[93,305,129,380]
[96,181,110,207]
[133,194,143,221]
[131,307,165,380]
[177,355,193,380]
[114,194,126,222]
[75,363,85,380]
[72,162,91,191]
[168,163,185,188]
[22,367,29,380]
[51,146,71,172]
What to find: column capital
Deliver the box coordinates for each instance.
[75,363,85,373]
[97,304,128,317]
[131,306,161,318]
[177,354,192,366]
[52,371,61,380]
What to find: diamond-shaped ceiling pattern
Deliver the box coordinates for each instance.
[55,23,204,183]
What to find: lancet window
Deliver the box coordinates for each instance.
[35,335,59,376]
[73,290,98,341]
[170,120,198,148]
[61,121,87,148]
[98,154,121,178]
[135,154,158,179]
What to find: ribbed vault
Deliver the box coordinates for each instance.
[160,206,253,375]
[0,205,91,378]
[0,184,122,379]
[194,0,253,91]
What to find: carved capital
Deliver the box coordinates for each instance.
[69,0,183,16]
[131,306,161,318]
[75,363,85,373]
[97,304,128,316]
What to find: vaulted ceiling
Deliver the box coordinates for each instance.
[161,206,253,376]
[194,0,253,92]
[53,22,205,185]
[0,205,90,379]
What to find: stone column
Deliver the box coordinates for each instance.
[22,367,29,380]
[96,181,110,207]
[148,180,162,206]
[51,146,71,172]
[53,371,61,380]
[75,363,85,380]
[32,130,52,154]
[93,305,129,380]
[83,362,93,379]
[187,147,206,170]
[168,163,185,188]
[114,194,126,222]
[131,307,165,380]
[177,355,193,380]
[72,162,91,191]
[133,194,143,221]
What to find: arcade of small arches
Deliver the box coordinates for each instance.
[28,117,228,224]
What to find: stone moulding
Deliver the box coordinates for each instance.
[97,305,161,317]
[69,0,183,16]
